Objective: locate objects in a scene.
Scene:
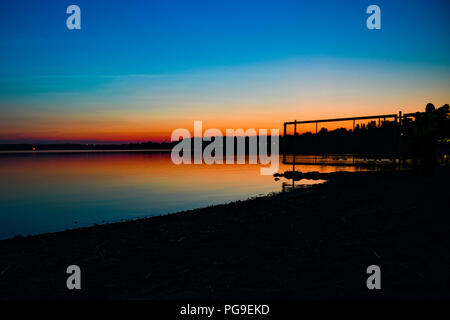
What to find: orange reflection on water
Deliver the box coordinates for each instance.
[0,151,367,239]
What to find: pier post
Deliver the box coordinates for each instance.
[398,111,402,168]
[283,122,287,164]
[353,120,356,164]
[315,121,317,164]
[293,121,297,172]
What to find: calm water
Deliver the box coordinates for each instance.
[0,151,367,239]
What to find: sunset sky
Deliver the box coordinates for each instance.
[1,0,449,143]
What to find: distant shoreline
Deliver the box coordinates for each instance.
[0,141,177,152]
[0,149,172,155]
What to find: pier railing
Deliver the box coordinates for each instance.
[283,112,402,167]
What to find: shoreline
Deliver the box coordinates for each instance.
[0,149,173,155]
[0,169,449,299]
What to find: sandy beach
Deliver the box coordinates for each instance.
[0,168,449,300]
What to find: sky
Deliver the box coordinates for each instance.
[0,0,449,143]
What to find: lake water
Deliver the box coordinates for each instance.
[0,151,367,239]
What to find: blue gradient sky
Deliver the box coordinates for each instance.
[0,0,449,143]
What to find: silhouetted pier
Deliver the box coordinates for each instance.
[283,107,450,168]
[283,112,403,167]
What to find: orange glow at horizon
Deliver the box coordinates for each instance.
[1,95,448,143]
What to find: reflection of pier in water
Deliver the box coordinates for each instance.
[280,111,437,190]
[282,111,448,190]
[281,178,328,192]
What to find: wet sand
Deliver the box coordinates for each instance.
[0,169,449,299]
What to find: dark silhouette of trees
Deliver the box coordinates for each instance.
[282,104,450,164]
[282,119,400,158]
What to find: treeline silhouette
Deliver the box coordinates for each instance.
[284,120,399,157]
[284,104,449,160]
[0,138,278,155]
[0,141,177,151]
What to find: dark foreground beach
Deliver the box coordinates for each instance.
[0,168,449,300]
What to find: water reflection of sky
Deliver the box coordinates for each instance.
[0,151,368,239]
